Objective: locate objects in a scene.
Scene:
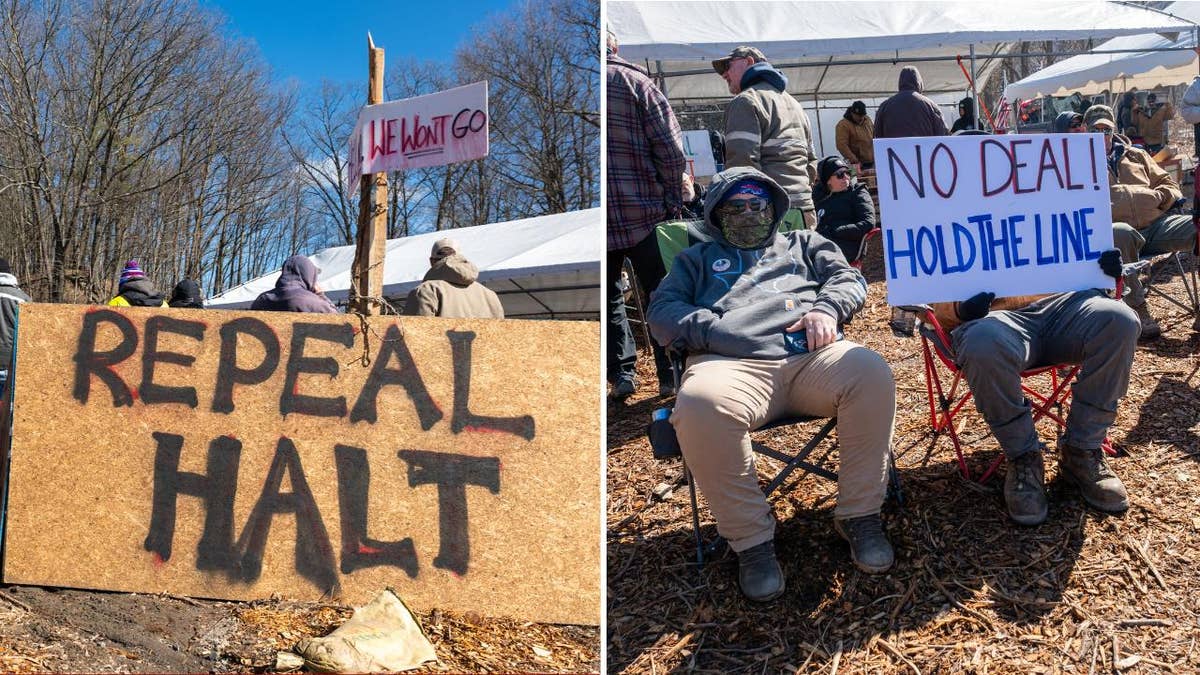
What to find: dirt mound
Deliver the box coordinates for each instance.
[0,585,598,672]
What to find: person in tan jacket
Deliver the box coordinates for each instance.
[1084,104,1196,339]
[403,238,504,319]
[835,101,874,169]
[1132,93,1174,153]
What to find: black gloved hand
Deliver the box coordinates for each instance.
[956,291,996,322]
[1099,249,1123,279]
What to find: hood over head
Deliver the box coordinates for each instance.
[701,167,790,249]
[1053,110,1084,133]
[958,97,975,117]
[276,255,319,292]
[168,279,204,308]
[423,253,480,287]
[740,62,788,93]
[251,254,336,313]
[117,277,165,306]
[898,66,923,93]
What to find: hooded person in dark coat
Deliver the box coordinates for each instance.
[874,66,949,139]
[251,255,338,313]
[1053,110,1085,134]
[951,97,976,134]
[168,279,205,308]
[813,156,877,262]
[108,260,167,307]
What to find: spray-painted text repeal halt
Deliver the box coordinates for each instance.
[2,305,599,625]
[874,134,1115,305]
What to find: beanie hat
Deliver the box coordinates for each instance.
[0,258,11,275]
[817,156,851,185]
[119,260,146,285]
[850,100,867,115]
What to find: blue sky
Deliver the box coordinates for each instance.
[205,0,520,87]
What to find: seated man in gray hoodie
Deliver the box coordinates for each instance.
[648,167,896,602]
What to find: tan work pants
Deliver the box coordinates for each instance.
[671,341,895,552]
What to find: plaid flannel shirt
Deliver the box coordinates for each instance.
[607,55,686,251]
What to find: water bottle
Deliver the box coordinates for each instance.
[648,407,682,459]
[889,307,918,338]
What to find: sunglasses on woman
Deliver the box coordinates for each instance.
[834,169,851,179]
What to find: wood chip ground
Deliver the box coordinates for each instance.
[609,236,1200,674]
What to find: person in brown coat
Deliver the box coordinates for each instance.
[1084,104,1196,339]
[403,238,504,319]
[834,101,874,169]
[1132,93,1174,154]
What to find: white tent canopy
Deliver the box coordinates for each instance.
[610,1,1198,101]
[208,209,602,319]
[1004,2,1200,101]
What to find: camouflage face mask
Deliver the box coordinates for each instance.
[718,204,776,249]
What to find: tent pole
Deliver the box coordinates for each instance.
[970,44,979,130]
[812,56,834,157]
[813,92,823,157]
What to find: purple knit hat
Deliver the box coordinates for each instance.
[119,260,146,285]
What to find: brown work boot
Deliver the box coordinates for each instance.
[1004,449,1048,526]
[1131,303,1162,340]
[1059,443,1129,513]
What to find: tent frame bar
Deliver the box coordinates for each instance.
[650,45,1197,79]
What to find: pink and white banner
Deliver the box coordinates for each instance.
[348,81,489,191]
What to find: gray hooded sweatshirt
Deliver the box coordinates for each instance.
[647,167,868,360]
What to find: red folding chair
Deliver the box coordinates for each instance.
[850,228,881,271]
[899,282,1122,483]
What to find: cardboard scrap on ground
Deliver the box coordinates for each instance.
[296,589,436,673]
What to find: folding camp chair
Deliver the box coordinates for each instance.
[620,258,655,359]
[898,284,1122,484]
[850,228,881,271]
[647,220,900,564]
[1133,197,1200,331]
[1136,250,1199,330]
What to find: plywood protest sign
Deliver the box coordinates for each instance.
[2,304,599,625]
[682,130,718,179]
[874,134,1115,305]
[347,81,489,191]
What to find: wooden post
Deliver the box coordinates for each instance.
[351,33,387,315]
